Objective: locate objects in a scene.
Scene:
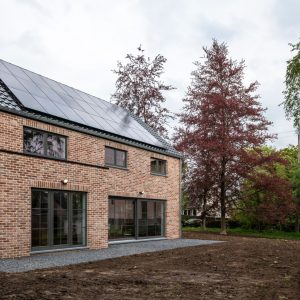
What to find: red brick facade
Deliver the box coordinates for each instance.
[0,111,181,259]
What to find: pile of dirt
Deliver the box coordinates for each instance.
[0,232,299,299]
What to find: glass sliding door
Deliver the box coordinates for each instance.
[31,190,86,251]
[108,198,135,240]
[137,201,164,237]
[32,190,49,247]
[108,198,165,240]
[53,191,69,246]
[72,192,86,245]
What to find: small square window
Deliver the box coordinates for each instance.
[105,147,127,168]
[151,158,167,175]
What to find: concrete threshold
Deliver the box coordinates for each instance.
[108,237,167,245]
[31,246,89,255]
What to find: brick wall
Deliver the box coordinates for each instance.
[0,111,181,258]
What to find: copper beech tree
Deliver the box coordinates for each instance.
[175,40,274,234]
[183,150,219,229]
[241,166,295,228]
[111,46,174,139]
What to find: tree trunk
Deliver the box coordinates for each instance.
[220,158,227,235]
[202,192,207,230]
[202,216,206,230]
[298,132,300,163]
[295,216,300,233]
[296,132,300,233]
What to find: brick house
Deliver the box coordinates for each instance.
[0,59,182,259]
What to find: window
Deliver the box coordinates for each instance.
[24,127,66,159]
[151,158,167,175]
[108,198,164,240]
[32,190,86,250]
[105,147,127,168]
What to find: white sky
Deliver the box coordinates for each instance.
[0,0,299,148]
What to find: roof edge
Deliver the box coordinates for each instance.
[0,106,182,159]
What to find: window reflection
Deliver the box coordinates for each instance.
[109,198,164,240]
[108,199,135,239]
[31,190,86,249]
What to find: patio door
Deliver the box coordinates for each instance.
[137,201,164,237]
[108,198,164,240]
[108,198,136,240]
[31,189,86,251]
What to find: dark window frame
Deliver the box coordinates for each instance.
[150,157,167,176]
[31,189,87,252]
[105,146,127,169]
[108,197,165,240]
[23,126,68,160]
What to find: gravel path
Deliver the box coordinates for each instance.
[0,239,221,273]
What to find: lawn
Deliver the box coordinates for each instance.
[183,226,300,240]
[0,232,299,299]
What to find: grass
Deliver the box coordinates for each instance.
[183,226,300,240]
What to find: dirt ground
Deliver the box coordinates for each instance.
[0,232,299,300]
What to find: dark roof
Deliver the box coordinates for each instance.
[0,59,181,158]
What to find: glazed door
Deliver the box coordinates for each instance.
[108,198,164,240]
[31,190,86,251]
[137,200,164,237]
[108,198,135,240]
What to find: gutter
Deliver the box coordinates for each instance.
[0,106,182,159]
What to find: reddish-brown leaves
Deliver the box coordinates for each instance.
[111,46,174,139]
[175,40,276,227]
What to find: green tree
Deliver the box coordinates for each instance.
[278,145,298,178]
[283,41,300,130]
[293,167,300,204]
[234,146,296,230]
[283,40,300,232]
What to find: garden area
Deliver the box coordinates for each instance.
[0,231,299,299]
[183,226,300,240]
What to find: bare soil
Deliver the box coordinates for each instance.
[0,232,299,299]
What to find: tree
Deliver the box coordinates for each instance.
[175,40,274,234]
[240,172,295,229]
[283,40,300,232]
[283,41,300,131]
[234,147,296,230]
[183,151,219,229]
[111,46,174,139]
[293,167,300,212]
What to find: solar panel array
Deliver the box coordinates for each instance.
[0,59,165,148]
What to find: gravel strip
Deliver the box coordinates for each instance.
[0,239,222,273]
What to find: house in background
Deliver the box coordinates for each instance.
[0,59,182,259]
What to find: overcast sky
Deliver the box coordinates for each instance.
[0,0,299,148]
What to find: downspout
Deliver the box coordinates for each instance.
[179,158,183,238]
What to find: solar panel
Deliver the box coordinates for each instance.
[33,95,67,119]
[8,87,47,113]
[0,70,26,91]
[0,61,11,74]
[1,60,29,80]
[0,59,166,148]
[59,103,86,124]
